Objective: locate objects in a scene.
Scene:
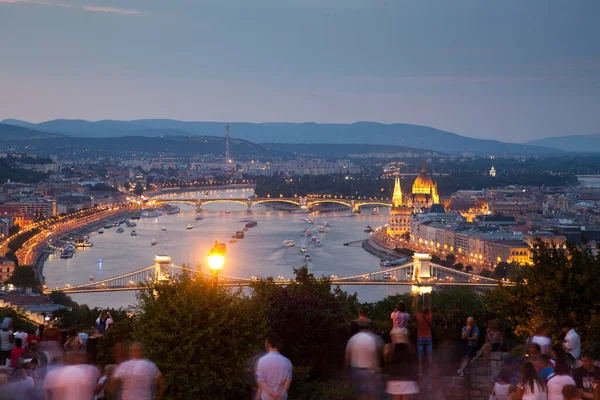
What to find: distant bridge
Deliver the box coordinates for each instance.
[48,255,510,294]
[154,196,392,213]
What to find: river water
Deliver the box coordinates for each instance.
[44,188,407,308]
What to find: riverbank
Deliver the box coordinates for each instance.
[149,183,255,197]
[362,236,398,261]
[32,209,138,285]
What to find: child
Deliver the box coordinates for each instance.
[490,368,513,400]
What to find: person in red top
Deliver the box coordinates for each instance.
[10,338,25,368]
[25,329,40,347]
[413,294,433,376]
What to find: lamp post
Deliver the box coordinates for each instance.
[207,242,225,286]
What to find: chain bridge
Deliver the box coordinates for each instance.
[154,196,392,213]
[48,254,510,294]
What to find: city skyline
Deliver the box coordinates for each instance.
[1,0,599,142]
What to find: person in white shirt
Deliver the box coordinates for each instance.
[345,323,383,400]
[255,333,293,400]
[514,361,546,400]
[546,360,576,400]
[111,343,165,400]
[490,368,513,400]
[561,321,581,362]
[44,351,100,400]
[530,322,552,355]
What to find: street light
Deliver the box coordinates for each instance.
[208,242,226,285]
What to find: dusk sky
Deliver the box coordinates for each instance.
[1,0,599,142]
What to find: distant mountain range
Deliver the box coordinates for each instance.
[527,133,600,153]
[1,119,564,155]
[0,123,67,140]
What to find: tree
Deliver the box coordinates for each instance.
[484,240,600,346]
[431,255,442,264]
[133,182,144,196]
[454,262,464,271]
[492,261,520,279]
[465,265,474,273]
[5,251,18,266]
[6,265,42,292]
[446,253,456,265]
[8,225,20,236]
[252,267,358,381]
[134,274,268,400]
[48,290,79,308]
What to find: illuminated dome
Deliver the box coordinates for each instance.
[412,164,435,191]
[410,161,440,207]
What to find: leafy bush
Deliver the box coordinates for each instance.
[134,274,269,400]
[252,267,359,380]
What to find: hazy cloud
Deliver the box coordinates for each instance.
[0,0,142,15]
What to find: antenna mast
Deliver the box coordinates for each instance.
[225,124,230,164]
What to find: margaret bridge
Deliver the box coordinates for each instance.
[153,196,392,213]
[47,254,512,294]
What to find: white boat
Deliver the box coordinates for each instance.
[311,236,317,243]
[303,218,314,224]
[97,229,104,234]
[116,227,124,233]
[283,239,295,247]
[225,209,231,214]
[125,220,137,227]
[304,254,312,262]
[130,230,137,237]
[301,229,311,236]
[373,207,379,215]
[186,224,193,230]
[161,227,167,231]
[151,239,158,246]
[315,239,322,247]
[318,225,326,233]
[301,246,308,253]
[324,222,330,227]
[141,210,163,218]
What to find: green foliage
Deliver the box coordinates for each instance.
[96,317,135,365]
[445,253,456,265]
[251,267,359,380]
[483,240,600,346]
[7,228,40,252]
[87,183,120,192]
[48,290,79,308]
[5,251,18,266]
[133,182,144,196]
[289,378,353,400]
[492,261,521,279]
[134,274,268,400]
[0,307,35,331]
[454,262,464,271]
[8,225,20,236]
[52,304,128,330]
[6,265,42,293]
[363,288,488,342]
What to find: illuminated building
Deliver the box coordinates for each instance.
[410,162,440,208]
[387,174,411,237]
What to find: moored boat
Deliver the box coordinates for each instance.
[116,227,124,233]
[161,227,167,231]
[283,239,295,247]
[186,224,193,230]
[130,230,137,237]
[151,239,158,246]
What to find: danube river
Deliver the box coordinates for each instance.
[44,188,406,308]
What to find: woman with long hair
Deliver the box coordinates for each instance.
[513,362,547,400]
[383,328,419,400]
[546,359,576,400]
[391,301,410,329]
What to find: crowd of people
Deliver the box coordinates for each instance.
[1,303,599,400]
[0,311,165,400]
[343,298,599,400]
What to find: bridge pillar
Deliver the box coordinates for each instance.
[299,197,309,211]
[154,255,172,282]
[196,202,203,211]
[247,200,252,212]
[351,201,361,213]
[411,253,432,285]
